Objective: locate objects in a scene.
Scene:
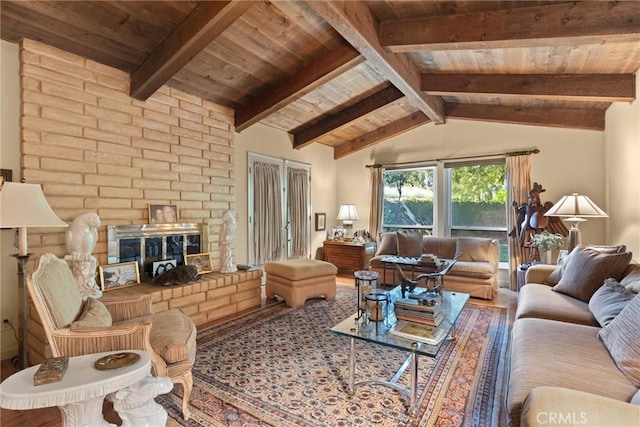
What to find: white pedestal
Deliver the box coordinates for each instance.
[0,351,170,427]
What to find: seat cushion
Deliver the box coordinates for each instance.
[121,309,196,364]
[265,259,337,280]
[450,261,496,280]
[516,283,597,326]
[508,318,638,425]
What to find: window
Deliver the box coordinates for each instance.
[381,160,508,261]
[382,167,435,236]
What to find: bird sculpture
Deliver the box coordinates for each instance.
[66,212,100,257]
[65,212,101,298]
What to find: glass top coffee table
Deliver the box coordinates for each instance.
[330,287,469,416]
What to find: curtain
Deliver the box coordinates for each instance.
[287,167,309,258]
[507,154,532,291]
[254,162,282,264]
[368,166,384,240]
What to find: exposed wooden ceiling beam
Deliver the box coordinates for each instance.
[293,85,404,149]
[130,1,255,100]
[334,112,431,159]
[235,41,364,132]
[446,104,605,131]
[381,2,640,52]
[422,73,637,103]
[305,0,445,124]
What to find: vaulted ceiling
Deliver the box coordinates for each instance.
[2,1,639,159]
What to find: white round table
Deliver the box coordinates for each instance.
[0,350,154,427]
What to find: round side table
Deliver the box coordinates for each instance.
[0,350,164,427]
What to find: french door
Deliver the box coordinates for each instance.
[248,152,311,265]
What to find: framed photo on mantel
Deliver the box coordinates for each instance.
[99,261,140,291]
[149,204,178,224]
[185,252,213,274]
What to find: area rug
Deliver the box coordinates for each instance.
[159,285,510,427]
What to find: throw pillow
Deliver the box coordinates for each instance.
[598,293,640,388]
[587,244,627,254]
[70,297,112,330]
[396,230,423,257]
[552,245,632,302]
[544,249,575,285]
[375,232,398,256]
[454,237,491,262]
[588,278,636,327]
[620,262,640,294]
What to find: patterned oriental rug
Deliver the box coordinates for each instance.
[159,285,510,427]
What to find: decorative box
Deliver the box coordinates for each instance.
[33,356,69,386]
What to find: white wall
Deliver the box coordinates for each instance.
[336,119,607,246]
[1,40,21,359]
[234,124,338,263]
[605,72,640,257]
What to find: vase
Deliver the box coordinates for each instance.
[541,249,554,265]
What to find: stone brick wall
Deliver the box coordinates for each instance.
[19,39,235,267]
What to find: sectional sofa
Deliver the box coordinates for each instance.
[507,245,640,427]
[368,231,499,299]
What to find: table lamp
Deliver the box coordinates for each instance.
[337,204,359,239]
[544,193,608,252]
[0,181,68,368]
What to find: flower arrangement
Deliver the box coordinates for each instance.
[531,231,565,252]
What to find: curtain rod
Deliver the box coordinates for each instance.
[365,148,540,169]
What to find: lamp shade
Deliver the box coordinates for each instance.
[337,204,359,222]
[0,182,67,228]
[544,193,608,219]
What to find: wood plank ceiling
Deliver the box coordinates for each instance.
[2,1,639,159]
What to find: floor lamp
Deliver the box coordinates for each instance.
[544,193,608,252]
[0,182,68,369]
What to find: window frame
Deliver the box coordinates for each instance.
[381,159,508,260]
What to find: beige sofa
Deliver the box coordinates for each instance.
[507,245,640,427]
[368,231,499,299]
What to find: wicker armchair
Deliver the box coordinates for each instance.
[27,253,196,420]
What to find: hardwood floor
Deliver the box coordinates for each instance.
[0,276,517,427]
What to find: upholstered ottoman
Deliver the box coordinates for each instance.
[265,259,338,308]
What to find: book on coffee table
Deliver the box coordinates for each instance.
[390,320,447,345]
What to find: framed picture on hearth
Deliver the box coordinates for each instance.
[99,261,140,291]
[185,252,213,274]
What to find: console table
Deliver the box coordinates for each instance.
[323,240,376,275]
[0,350,167,427]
